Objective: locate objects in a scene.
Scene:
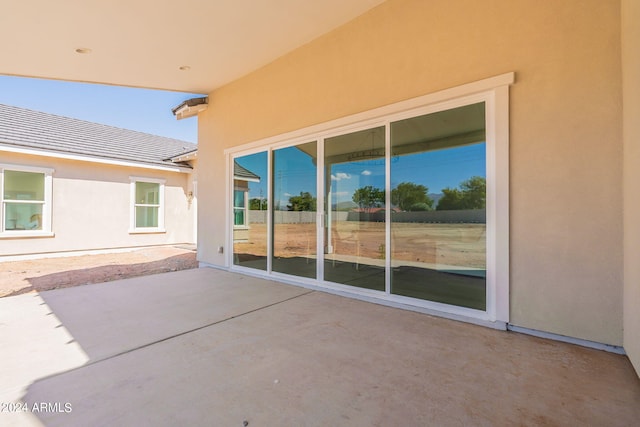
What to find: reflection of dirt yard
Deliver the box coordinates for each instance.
[235,222,486,268]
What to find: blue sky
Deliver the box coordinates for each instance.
[0,75,202,143]
[236,143,486,205]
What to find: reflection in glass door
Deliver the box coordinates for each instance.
[233,152,268,270]
[390,103,487,310]
[324,127,386,291]
[230,100,495,314]
[272,142,317,278]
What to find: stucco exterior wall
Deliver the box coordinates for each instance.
[0,151,195,256]
[622,0,640,375]
[187,158,198,244]
[199,0,623,345]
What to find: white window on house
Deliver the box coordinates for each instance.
[130,177,165,233]
[233,187,248,228]
[0,164,53,237]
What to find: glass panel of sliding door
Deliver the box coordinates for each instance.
[324,127,386,291]
[233,152,268,270]
[390,103,487,310]
[272,142,317,278]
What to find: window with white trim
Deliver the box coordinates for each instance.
[0,164,53,236]
[130,177,165,232]
[233,187,248,227]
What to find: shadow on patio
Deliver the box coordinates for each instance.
[5,268,640,426]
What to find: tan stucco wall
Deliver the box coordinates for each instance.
[188,158,198,244]
[622,0,640,374]
[0,152,195,256]
[199,0,623,345]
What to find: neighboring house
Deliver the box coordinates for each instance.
[0,104,198,257]
[232,161,260,242]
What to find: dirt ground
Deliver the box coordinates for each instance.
[0,246,198,297]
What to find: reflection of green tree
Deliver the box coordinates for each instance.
[436,176,486,210]
[391,182,433,211]
[249,198,268,210]
[436,188,464,210]
[353,186,385,212]
[287,192,317,211]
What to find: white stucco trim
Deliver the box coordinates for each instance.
[0,145,193,173]
[225,72,514,157]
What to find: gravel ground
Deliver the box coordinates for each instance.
[0,246,198,297]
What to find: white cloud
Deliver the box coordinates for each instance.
[331,172,351,181]
[361,170,372,176]
[284,192,293,197]
[334,191,350,197]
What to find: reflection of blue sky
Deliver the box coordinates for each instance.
[329,160,385,204]
[235,152,268,202]
[392,143,486,195]
[273,144,317,209]
[235,142,485,205]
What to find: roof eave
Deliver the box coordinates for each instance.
[0,143,193,173]
[171,97,209,120]
[168,149,198,163]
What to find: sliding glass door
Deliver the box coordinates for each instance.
[233,152,268,270]
[272,142,317,279]
[324,127,386,291]
[390,103,487,310]
[229,93,501,316]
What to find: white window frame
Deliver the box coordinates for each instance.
[224,72,512,327]
[0,163,54,238]
[129,176,165,233]
[233,186,249,229]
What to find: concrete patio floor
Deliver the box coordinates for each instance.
[1,268,639,426]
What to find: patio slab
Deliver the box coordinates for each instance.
[33,268,310,361]
[0,293,89,427]
[3,268,640,426]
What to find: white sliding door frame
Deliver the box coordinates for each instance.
[225,72,513,327]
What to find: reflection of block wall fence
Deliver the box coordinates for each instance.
[249,210,320,224]
[249,209,486,224]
